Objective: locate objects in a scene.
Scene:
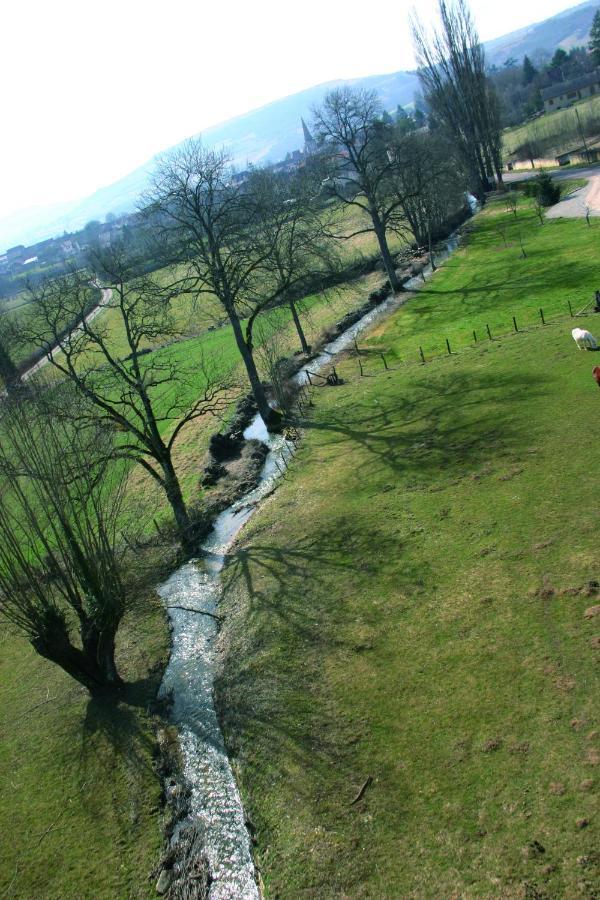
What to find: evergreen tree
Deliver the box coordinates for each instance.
[549,48,568,72]
[522,55,537,86]
[590,10,600,66]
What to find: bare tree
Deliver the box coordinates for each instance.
[505,191,518,217]
[242,166,339,356]
[0,390,129,694]
[392,130,466,266]
[311,87,409,292]
[146,142,338,430]
[412,0,504,197]
[23,247,230,552]
[0,311,22,394]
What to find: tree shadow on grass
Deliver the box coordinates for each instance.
[217,516,429,783]
[216,368,545,784]
[301,368,545,479]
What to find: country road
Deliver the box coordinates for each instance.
[21,285,113,382]
[504,165,600,218]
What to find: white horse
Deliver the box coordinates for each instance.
[572,327,599,350]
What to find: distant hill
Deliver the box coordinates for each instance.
[485,0,599,66]
[0,70,420,253]
[2,0,599,252]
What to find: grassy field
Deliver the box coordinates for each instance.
[106,270,384,535]
[1,199,395,370]
[216,194,600,896]
[0,560,170,898]
[0,257,384,895]
[504,94,600,162]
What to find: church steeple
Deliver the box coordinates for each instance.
[301,117,316,154]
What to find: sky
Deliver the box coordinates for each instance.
[0,0,588,220]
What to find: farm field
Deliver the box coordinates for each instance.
[216,193,600,897]
[503,93,600,162]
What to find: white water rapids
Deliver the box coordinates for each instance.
[156,214,471,897]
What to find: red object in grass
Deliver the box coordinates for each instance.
[593,366,600,388]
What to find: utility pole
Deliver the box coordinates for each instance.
[574,106,591,164]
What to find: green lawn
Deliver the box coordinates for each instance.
[0,562,170,898]
[363,189,599,367]
[216,196,600,897]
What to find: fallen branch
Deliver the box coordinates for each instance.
[350,775,373,805]
[165,605,222,622]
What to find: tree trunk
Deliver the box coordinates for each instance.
[289,298,310,354]
[227,306,282,431]
[161,456,196,552]
[370,211,400,293]
[32,630,120,695]
[81,619,122,688]
[427,222,436,271]
[0,339,21,394]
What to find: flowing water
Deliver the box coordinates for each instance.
[157,215,473,897]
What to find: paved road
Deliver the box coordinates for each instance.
[504,165,600,185]
[504,166,600,219]
[21,285,113,382]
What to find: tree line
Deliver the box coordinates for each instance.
[0,0,505,696]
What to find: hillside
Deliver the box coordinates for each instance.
[2,1,600,252]
[0,70,419,252]
[485,0,598,66]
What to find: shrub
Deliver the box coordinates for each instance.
[525,172,561,206]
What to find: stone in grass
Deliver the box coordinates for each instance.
[481,737,502,753]
[576,818,590,829]
[156,869,172,895]
[584,604,600,619]
[549,782,566,795]
[591,636,600,649]
[579,779,594,792]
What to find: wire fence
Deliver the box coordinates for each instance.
[300,298,599,383]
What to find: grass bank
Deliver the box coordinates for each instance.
[0,558,170,898]
[216,195,600,896]
[0,263,384,896]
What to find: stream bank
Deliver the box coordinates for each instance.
[153,213,474,898]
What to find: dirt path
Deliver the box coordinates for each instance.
[544,174,600,219]
[21,285,112,381]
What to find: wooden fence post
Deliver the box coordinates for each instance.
[446,338,452,355]
[486,324,492,340]
[539,308,545,325]
[419,346,425,363]
[512,316,518,333]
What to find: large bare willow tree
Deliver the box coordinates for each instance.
[412,0,504,198]
[0,390,129,694]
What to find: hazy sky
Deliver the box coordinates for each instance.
[0,0,585,218]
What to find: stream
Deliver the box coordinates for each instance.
[157,215,471,898]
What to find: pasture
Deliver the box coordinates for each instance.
[217,192,600,897]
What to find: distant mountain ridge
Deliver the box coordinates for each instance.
[2,0,599,251]
[485,0,598,65]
